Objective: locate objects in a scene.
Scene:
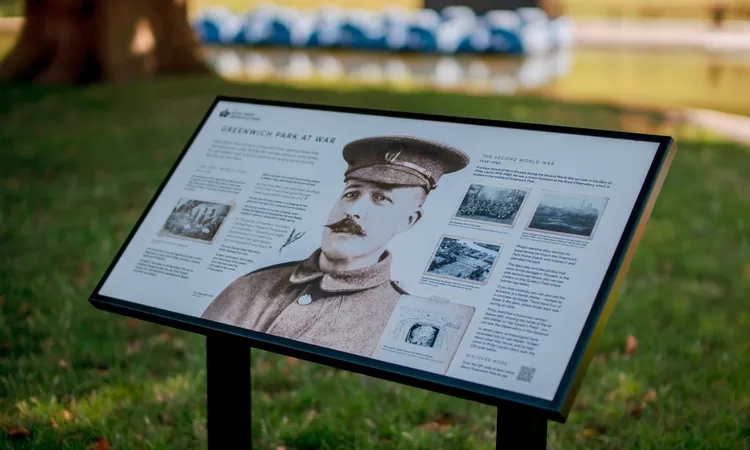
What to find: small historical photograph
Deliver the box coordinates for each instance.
[425,235,503,285]
[454,183,530,227]
[405,323,440,348]
[158,198,233,243]
[526,191,609,239]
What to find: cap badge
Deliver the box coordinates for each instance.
[383,150,402,163]
[297,294,312,306]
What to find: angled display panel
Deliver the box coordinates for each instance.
[90,96,675,421]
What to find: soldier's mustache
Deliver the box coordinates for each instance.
[324,217,366,236]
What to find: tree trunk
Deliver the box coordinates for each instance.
[0,0,210,84]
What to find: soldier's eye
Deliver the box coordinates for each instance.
[373,193,392,203]
[343,191,359,199]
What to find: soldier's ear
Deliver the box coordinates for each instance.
[405,208,423,230]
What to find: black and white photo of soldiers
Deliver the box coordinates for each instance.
[454,183,529,227]
[159,198,232,243]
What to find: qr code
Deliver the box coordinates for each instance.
[517,366,536,383]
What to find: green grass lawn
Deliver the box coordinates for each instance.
[0,76,749,450]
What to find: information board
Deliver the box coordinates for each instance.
[90,96,675,421]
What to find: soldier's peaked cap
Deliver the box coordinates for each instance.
[342,135,470,192]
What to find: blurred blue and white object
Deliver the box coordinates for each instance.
[194,7,244,44]
[516,7,550,25]
[316,55,345,80]
[284,52,315,79]
[405,9,441,52]
[435,16,491,54]
[201,46,573,93]
[549,16,575,49]
[483,10,526,55]
[212,49,243,77]
[308,8,344,47]
[339,9,387,50]
[520,21,554,55]
[192,4,574,56]
[440,5,476,21]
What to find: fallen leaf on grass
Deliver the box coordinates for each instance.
[575,425,606,441]
[712,379,727,388]
[257,361,272,373]
[88,437,110,450]
[577,428,600,439]
[122,208,142,222]
[41,338,55,350]
[573,397,590,411]
[125,318,140,329]
[58,359,69,369]
[624,335,638,355]
[126,340,143,356]
[153,331,172,343]
[629,405,644,418]
[275,446,287,450]
[18,302,30,314]
[63,410,73,421]
[419,421,451,432]
[303,409,318,425]
[75,261,93,288]
[0,295,5,307]
[49,418,58,428]
[418,413,454,432]
[284,356,300,366]
[4,177,22,192]
[79,261,92,276]
[736,397,750,409]
[629,390,659,419]
[6,426,31,439]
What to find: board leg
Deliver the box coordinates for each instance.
[206,334,252,449]
[496,410,547,449]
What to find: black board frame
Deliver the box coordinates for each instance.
[89,94,676,423]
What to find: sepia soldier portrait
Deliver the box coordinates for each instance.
[201,135,470,358]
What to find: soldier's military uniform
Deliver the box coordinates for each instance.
[201,135,470,358]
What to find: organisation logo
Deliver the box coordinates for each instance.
[217,107,260,121]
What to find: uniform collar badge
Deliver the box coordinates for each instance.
[297,294,312,306]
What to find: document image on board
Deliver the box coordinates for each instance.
[424,235,503,286]
[452,183,531,228]
[157,197,235,244]
[371,295,475,375]
[525,191,609,240]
